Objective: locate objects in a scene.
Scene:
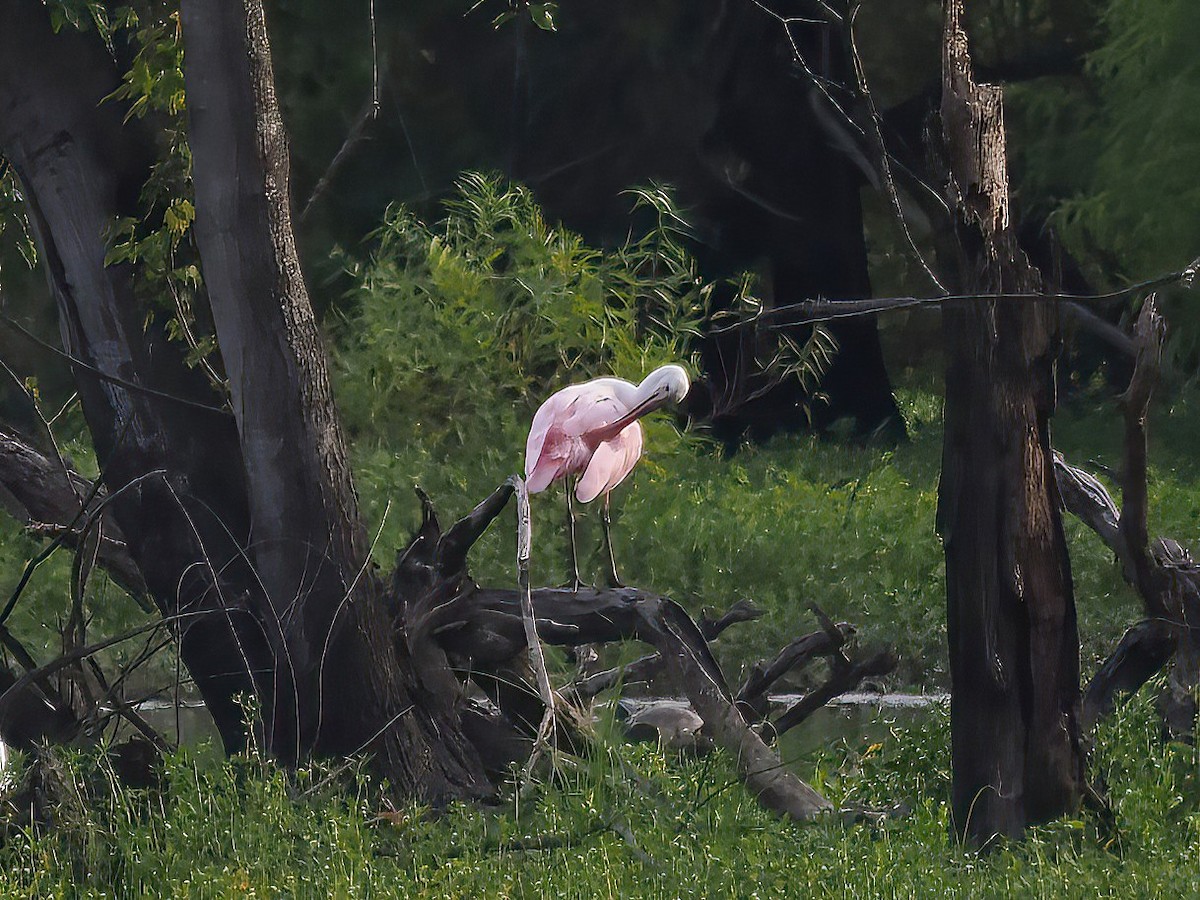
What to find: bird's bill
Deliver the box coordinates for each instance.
[594,388,672,443]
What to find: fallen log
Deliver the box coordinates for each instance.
[0,454,897,825]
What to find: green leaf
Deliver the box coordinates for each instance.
[163,199,194,237]
[528,2,556,31]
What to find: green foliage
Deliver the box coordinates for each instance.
[1009,0,1200,372]
[104,8,186,121]
[327,175,1153,689]
[1061,0,1200,278]
[488,0,559,31]
[0,164,37,276]
[97,6,223,384]
[42,0,136,48]
[333,173,706,450]
[344,362,1198,692]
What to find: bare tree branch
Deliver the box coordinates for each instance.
[0,428,148,603]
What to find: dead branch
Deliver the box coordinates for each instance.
[1054,455,1126,568]
[0,428,148,603]
[735,622,855,720]
[574,599,765,700]
[1080,620,1175,731]
[442,583,893,820]
[382,473,904,820]
[698,599,764,639]
[1056,297,1200,734]
[768,648,897,740]
[1119,297,1170,615]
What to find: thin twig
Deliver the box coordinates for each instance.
[299,0,382,221]
[714,258,1199,336]
[847,1,946,293]
[0,458,114,625]
[0,307,230,414]
[0,355,84,507]
[745,0,950,217]
[315,500,392,744]
[509,475,557,782]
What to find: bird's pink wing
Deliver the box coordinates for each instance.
[575,421,643,503]
[561,385,626,440]
[525,389,580,493]
[525,396,557,475]
[526,381,631,496]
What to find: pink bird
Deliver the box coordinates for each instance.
[525,364,690,588]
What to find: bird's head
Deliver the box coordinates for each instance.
[641,364,691,408]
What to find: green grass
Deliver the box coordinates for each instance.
[0,376,1187,896]
[0,686,1196,897]
[0,380,1162,691]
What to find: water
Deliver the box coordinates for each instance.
[773,693,947,759]
[616,692,946,756]
[81,692,946,766]
[112,700,220,747]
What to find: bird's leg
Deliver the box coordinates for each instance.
[566,486,582,591]
[602,493,624,588]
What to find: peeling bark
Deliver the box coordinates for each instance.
[936,0,1083,845]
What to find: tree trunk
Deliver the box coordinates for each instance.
[0,0,269,754]
[936,0,1083,845]
[0,0,487,802]
[179,0,489,797]
[687,4,905,442]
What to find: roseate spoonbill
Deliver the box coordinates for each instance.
[525,364,690,587]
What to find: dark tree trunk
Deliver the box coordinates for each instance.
[694,7,903,442]
[0,0,487,802]
[179,0,489,797]
[935,0,1083,845]
[0,0,269,754]
[1057,303,1200,738]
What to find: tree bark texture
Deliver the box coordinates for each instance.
[936,0,1083,845]
[0,0,488,801]
[179,0,489,795]
[0,0,269,754]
